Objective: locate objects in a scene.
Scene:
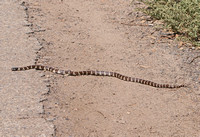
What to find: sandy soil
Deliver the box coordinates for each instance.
[24,0,200,136]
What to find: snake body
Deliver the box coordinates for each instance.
[11,65,185,88]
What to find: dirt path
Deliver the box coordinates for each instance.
[24,0,199,136]
[0,1,54,136]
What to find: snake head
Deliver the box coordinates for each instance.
[11,67,18,71]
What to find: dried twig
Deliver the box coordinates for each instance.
[189,56,200,64]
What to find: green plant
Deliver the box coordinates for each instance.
[138,0,200,47]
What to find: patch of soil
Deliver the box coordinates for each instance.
[24,0,199,136]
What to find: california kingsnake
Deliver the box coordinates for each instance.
[11,65,185,88]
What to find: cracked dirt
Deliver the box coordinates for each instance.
[22,0,200,136]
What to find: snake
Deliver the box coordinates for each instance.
[11,65,185,88]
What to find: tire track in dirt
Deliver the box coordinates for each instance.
[24,0,200,136]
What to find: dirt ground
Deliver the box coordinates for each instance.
[23,0,200,136]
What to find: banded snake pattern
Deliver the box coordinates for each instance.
[11,65,185,88]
